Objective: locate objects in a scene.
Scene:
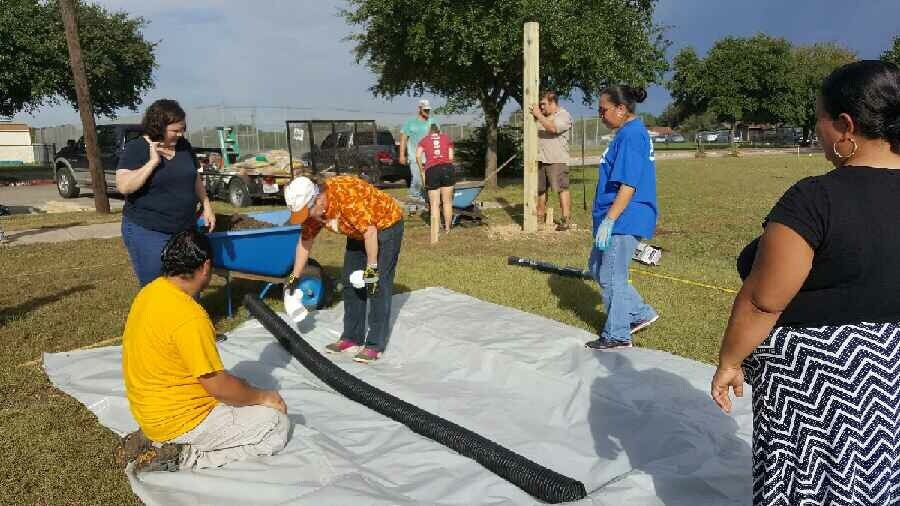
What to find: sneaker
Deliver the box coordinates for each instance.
[585,338,633,350]
[556,217,573,231]
[114,429,152,466]
[630,314,660,334]
[325,338,361,354]
[353,347,382,363]
[134,443,184,472]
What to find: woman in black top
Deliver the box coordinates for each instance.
[712,61,900,505]
[115,99,216,286]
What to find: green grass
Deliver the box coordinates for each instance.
[0,154,829,504]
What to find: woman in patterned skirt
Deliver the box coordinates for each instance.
[711,60,900,505]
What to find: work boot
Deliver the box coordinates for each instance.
[556,217,573,231]
[114,429,153,466]
[134,443,184,472]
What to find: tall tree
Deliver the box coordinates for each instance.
[657,102,686,128]
[0,0,156,118]
[786,43,856,142]
[59,0,108,213]
[702,35,795,134]
[882,35,900,67]
[343,0,668,186]
[667,47,706,119]
[669,34,806,138]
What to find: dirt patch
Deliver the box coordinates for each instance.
[212,213,274,233]
[486,223,589,241]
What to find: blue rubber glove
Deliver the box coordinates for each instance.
[594,217,615,251]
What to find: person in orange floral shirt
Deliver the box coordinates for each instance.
[284,176,404,363]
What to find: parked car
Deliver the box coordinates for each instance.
[52,124,144,198]
[54,123,292,207]
[308,129,410,186]
[667,133,685,143]
[696,131,718,143]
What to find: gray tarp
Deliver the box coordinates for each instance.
[44,287,753,505]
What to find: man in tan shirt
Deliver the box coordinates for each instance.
[531,91,574,231]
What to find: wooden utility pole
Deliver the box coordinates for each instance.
[59,0,110,213]
[522,22,539,233]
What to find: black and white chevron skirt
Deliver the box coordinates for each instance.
[744,323,900,505]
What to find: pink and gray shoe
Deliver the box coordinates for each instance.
[353,347,382,364]
[325,338,361,354]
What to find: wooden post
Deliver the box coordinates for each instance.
[522,22,539,233]
[59,0,110,214]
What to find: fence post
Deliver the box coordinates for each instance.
[522,21,540,233]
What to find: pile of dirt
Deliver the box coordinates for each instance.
[486,223,587,241]
[229,149,293,176]
[211,213,275,233]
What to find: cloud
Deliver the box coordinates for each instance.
[13,0,900,126]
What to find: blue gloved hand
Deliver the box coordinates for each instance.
[594,217,615,251]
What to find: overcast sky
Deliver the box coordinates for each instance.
[12,0,900,127]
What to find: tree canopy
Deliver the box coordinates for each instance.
[667,34,855,139]
[0,0,156,117]
[882,35,900,67]
[669,34,795,129]
[785,43,857,137]
[343,0,668,181]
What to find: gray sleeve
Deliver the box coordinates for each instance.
[554,110,572,134]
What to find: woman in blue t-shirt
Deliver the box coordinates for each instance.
[585,86,659,350]
[115,99,216,286]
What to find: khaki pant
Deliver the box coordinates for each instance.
[168,404,290,469]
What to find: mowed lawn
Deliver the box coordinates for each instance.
[0,154,828,504]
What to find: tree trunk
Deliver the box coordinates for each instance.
[483,108,499,188]
[59,0,110,214]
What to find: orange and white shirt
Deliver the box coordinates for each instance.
[301,176,402,241]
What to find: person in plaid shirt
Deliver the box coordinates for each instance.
[284,175,403,363]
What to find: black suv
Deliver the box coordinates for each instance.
[52,124,144,198]
[309,129,410,186]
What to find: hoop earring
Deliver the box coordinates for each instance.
[832,138,858,164]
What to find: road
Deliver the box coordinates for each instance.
[0,184,125,215]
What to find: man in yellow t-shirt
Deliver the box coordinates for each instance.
[117,230,289,472]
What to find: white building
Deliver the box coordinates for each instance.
[0,122,34,164]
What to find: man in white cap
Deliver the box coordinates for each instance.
[398,99,438,201]
[283,175,404,363]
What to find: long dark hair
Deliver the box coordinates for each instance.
[142,99,186,142]
[600,85,647,113]
[821,60,900,154]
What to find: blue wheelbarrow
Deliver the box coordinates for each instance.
[450,181,486,227]
[201,210,332,317]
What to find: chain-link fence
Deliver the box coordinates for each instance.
[28,106,487,157]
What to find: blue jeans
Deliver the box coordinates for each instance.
[341,221,404,352]
[589,234,657,342]
[122,216,172,287]
[407,147,423,199]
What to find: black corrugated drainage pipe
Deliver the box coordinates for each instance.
[243,294,587,504]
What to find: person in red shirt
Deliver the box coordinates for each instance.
[415,124,456,239]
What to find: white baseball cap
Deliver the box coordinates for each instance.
[284,176,319,224]
[418,99,432,110]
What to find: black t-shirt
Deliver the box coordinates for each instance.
[737,166,900,327]
[118,136,199,233]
